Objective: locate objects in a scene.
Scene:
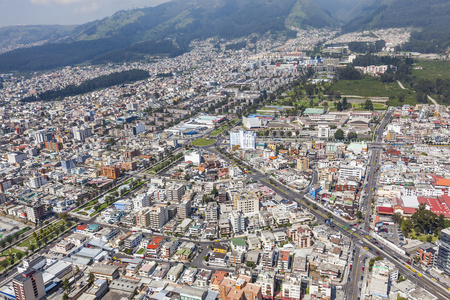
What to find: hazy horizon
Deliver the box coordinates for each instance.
[0,0,171,27]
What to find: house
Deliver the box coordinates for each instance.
[195,269,212,287]
[139,261,157,277]
[231,237,248,252]
[166,263,184,281]
[182,267,198,284]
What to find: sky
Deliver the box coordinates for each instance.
[0,0,171,27]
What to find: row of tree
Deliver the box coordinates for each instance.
[20,69,149,102]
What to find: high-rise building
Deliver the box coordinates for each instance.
[73,127,92,141]
[26,205,45,224]
[233,191,259,214]
[230,211,245,234]
[61,159,76,172]
[166,184,185,203]
[437,228,450,275]
[205,202,218,222]
[229,130,256,150]
[149,204,169,230]
[29,176,47,189]
[136,210,151,228]
[101,165,121,180]
[178,200,191,219]
[12,271,46,300]
[296,157,309,171]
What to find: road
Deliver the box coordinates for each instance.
[428,95,439,106]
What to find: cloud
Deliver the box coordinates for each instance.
[73,2,100,14]
[30,0,90,5]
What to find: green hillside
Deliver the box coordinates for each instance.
[343,0,450,53]
[0,0,338,73]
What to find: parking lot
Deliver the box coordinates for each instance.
[376,224,404,247]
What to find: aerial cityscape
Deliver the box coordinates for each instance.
[0,1,449,300]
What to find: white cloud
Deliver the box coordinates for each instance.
[30,0,91,5]
[73,2,100,14]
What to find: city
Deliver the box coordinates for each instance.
[0,1,449,300]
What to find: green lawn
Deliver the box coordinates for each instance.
[411,60,450,81]
[330,78,416,105]
[192,138,216,147]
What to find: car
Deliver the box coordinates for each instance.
[361,276,363,280]
[362,267,365,271]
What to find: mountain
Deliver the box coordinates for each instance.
[312,0,374,21]
[0,0,337,73]
[0,25,75,50]
[343,0,450,53]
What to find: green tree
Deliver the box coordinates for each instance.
[347,132,358,140]
[16,252,23,260]
[88,272,95,284]
[59,212,70,221]
[334,129,345,140]
[63,293,69,300]
[63,278,70,290]
[356,211,363,219]
[28,244,35,252]
[363,99,374,110]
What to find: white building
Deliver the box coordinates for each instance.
[317,125,330,138]
[30,176,47,189]
[132,194,151,210]
[230,130,256,150]
[8,152,27,164]
[73,126,92,141]
[185,151,202,165]
[230,211,245,234]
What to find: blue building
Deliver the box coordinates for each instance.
[61,159,76,172]
[309,185,322,199]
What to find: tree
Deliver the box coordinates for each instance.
[63,278,70,291]
[88,272,95,284]
[313,203,318,210]
[342,97,348,110]
[347,132,358,140]
[28,244,35,252]
[0,240,5,248]
[334,129,345,140]
[16,252,23,260]
[327,212,332,219]
[363,99,374,111]
[59,212,70,221]
[398,94,405,103]
[392,213,403,224]
[63,293,69,300]
[356,211,363,219]
[184,174,190,181]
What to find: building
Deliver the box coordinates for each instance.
[91,264,120,280]
[44,140,62,152]
[73,127,92,141]
[8,152,27,164]
[230,211,245,234]
[132,194,151,210]
[180,286,207,300]
[132,123,146,135]
[0,178,13,193]
[256,271,276,299]
[61,159,76,172]
[437,228,450,275]
[12,271,46,300]
[281,276,302,300]
[101,165,120,180]
[233,191,259,214]
[149,204,169,230]
[136,210,151,228]
[178,200,192,219]
[29,176,47,189]
[185,151,202,165]
[317,125,330,139]
[230,130,256,150]
[205,202,218,222]
[124,233,143,249]
[416,243,437,266]
[166,263,185,281]
[166,184,185,203]
[219,275,261,300]
[26,205,45,224]
[296,157,309,171]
